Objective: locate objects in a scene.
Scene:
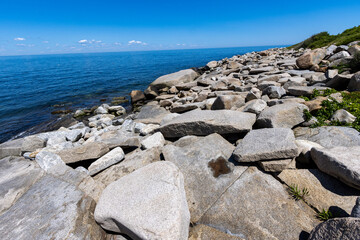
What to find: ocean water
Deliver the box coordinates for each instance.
[0,46,282,143]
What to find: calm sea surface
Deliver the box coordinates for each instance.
[0,46,283,143]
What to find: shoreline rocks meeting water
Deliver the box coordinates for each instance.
[1,41,360,239]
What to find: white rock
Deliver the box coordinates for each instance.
[88,147,125,176]
[141,132,165,149]
[35,151,66,172]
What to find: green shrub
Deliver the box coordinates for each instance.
[316,209,334,221]
[288,184,310,201]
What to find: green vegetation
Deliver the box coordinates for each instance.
[288,184,309,201]
[316,209,334,221]
[302,90,360,132]
[289,26,360,50]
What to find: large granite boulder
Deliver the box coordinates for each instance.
[0,173,105,239]
[97,130,141,150]
[163,133,246,222]
[135,105,171,124]
[211,95,246,110]
[308,218,360,240]
[296,49,326,69]
[94,161,190,240]
[279,169,360,216]
[233,128,298,162]
[294,126,360,148]
[311,146,360,190]
[93,147,161,187]
[158,109,256,138]
[257,103,308,128]
[348,71,360,92]
[287,86,329,97]
[0,138,23,158]
[199,167,319,240]
[150,69,199,90]
[55,142,109,164]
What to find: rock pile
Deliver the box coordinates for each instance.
[1,42,360,239]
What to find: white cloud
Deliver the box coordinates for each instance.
[78,39,89,44]
[78,39,102,44]
[14,37,25,41]
[128,40,148,46]
[16,43,26,46]
[177,43,186,46]
[114,42,122,46]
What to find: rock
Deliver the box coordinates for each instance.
[257,102,308,128]
[55,142,109,164]
[348,45,360,56]
[295,139,323,166]
[199,167,318,240]
[158,109,256,138]
[189,224,243,240]
[88,147,125,176]
[304,96,327,112]
[211,95,246,110]
[331,109,356,124]
[326,74,353,90]
[98,130,141,150]
[326,45,337,56]
[329,51,351,61]
[258,159,294,172]
[135,105,170,124]
[351,197,360,217]
[287,86,329,96]
[93,147,161,187]
[348,71,360,91]
[0,174,105,239]
[95,104,109,114]
[233,128,298,162]
[171,102,205,113]
[296,48,326,69]
[21,135,46,152]
[108,105,126,115]
[163,133,246,222]
[35,150,65,171]
[130,90,146,103]
[65,129,83,142]
[206,61,218,68]
[279,169,360,216]
[294,126,360,148]
[325,69,339,79]
[150,69,199,90]
[139,123,159,135]
[242,99,267,114]
[0,138,23,158]
[308,218,360,240]
[311,146,360,190]
[246,88,262,101]
[141,132,165,149]
[0,156,44,215]
[263,86,286,99]
[249,66,274,74]
[94,161,190,240]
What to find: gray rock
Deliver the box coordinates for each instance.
[287,86,330,96]
[348,71,360,92]
[294,126,360,148]
[158,109,256,138]
[21,135,46,152]
[97,130,141,150]
[95,105,109,114]
[257,102,308,128]
[351,197,360,218]
[35,151,65,171]
[150,69,199,90]
[331,109,356,124]
[93,147,161,187]
[171,102,205,113]
[55,142,109,164]
[199,167,318,240]
[258,159,294,172]
[207,61,218,68]
[249,66,274,74]
[325,74,352,90]
[135,105,171,124]
[95,161,190,240]
[311,146,360,190]
[0,174,105,239]
[348,45,360,56]
[329,50,351,61]
[279,169,360,216]
[0,156,44,215]
[233,128,298,162]
[242,99,267,114]
[141,132,165,149]
[211,95,246,110]
[189,224,244,240]
[88,147,125,176]
[263,86,286,99]
[0,138,23,158]
[163,133,247,222]
[308,218,360,240]
[295,139,323,165]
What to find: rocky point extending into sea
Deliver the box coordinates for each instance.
[1,42,360,240]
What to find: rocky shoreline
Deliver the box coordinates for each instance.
[1,42,360,239]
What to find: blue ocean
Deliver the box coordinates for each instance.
[0,46,282,143]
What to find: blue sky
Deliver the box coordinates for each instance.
[0,0,359,56]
